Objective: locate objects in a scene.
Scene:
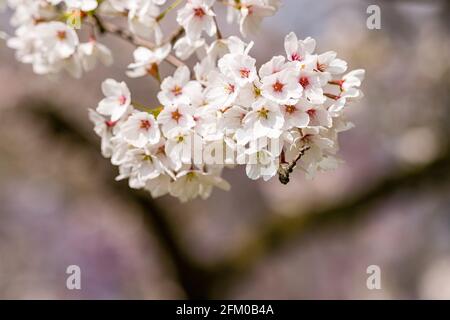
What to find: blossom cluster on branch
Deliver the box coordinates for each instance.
[2,0,365,202]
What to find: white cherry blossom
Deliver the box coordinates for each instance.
[173,36,205,60]
[238,0,277,37]
[127,44,171,78]
[205,71,240,109]
[315,51,348,74]
[157,104,196,137]
[164,129,198,166]
[3,1,366,201]
[169,169,230,202]
[284,32,316,62]
[218,52,257,87]
[120,111,161,148]
[243,147,279,181]
[97,79,132,122]
[65,0,98,11]
[89,109,118,157]
[242,98,284,140]
[260,68,301,104]
[176,0,217,42]
[78,39,113,71]
[157,65,202,105]
[296,62,326,104]
[281,102,309,130]
[37,21,79,61]
[128,0,162,43]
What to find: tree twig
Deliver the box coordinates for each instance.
[92,14,184,68]
[212,12,223,40]
[156,0,184,22]
[278,146,310,185]
[165,26,185,46]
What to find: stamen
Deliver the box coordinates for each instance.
[272,80,284,93]
[118,95,127,105]
[316,62,326,72]
[306,109,316,117]
[239,68,250,78]
[143,155,153,162]
[157,146,166,155]
[194,8,205,18]
[291,53,301,61]
[226,83,235,94]
[299,76,310,88]
[171,85,182,96]
[285,105,296,114]
[140,119,151,130]
[56,30,66,40]
[171,109,182,122]
[258,107,269,119]
[105,120,116,128]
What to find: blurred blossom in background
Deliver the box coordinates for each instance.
[1,0,450,299]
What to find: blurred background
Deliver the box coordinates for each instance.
[1,0,450,299]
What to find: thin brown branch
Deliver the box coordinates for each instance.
[156,0,184,22]
[92,14,184,68]
[278,146,310,184]
[212,12,223,39]
[165,26,185,46]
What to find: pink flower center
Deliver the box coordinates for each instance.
[194,7,205,18]
[272,80,284,93]
[118,95,127,105]
[157,146,165,155]
[226,83,235,94]
[316,62,326,72]
[239,68,250,78]
[285,105,297,114]
[291,53,301,61]
[105,120,116,128]
[299,76,310,88]
[57,30,66,41]
[171,110,182,122]
[140,119,152,130]
[171,85,182,96]
[307,109,316,117]
[258,107,270,119]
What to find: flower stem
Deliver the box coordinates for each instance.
[213,13,223,39]
[278,146,310,185]
[91,14,184,68]
[132,101,164,117]
[157,0,184,22]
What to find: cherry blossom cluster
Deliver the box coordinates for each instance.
[90,33,364,201]
[3,0,281,77]
[2,0,365,202]
[4,0,114,77]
